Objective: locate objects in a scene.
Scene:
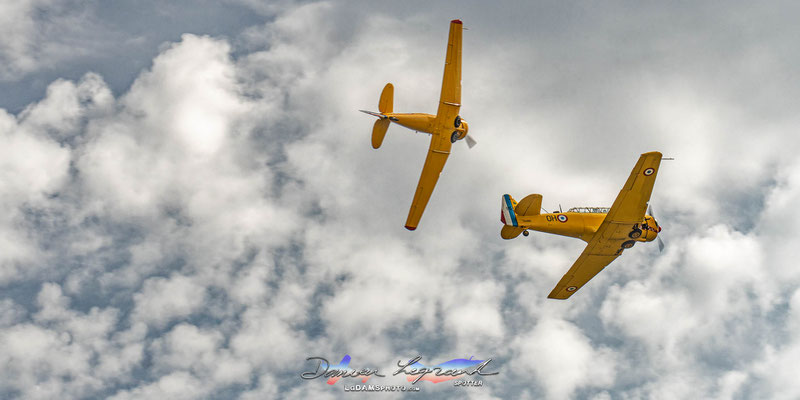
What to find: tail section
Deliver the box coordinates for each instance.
[360,83,394,149]
[500,194,543,239]
[500,194,519,227]
[379,83,393,114]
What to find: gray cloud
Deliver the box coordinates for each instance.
[2,1,800,399]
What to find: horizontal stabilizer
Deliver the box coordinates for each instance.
[379,83,394,114]
[501,225,525,240]
[372,119,390,149]
[515,194,542,216]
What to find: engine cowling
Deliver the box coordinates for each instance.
[641,227,658,242]
[639,217,661,242]
[454,120,469,141]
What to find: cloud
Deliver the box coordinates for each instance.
[151,323,251,385]
[0,283,141,399]
[131,275,206,328]
[0,0,58,78]
[0,0,98,80]
[2,2,800,399]
[0,102,70,284]
[1,27,301,397]
[511,317,617,400]
[108,371,208,400]
[18,72,113,140]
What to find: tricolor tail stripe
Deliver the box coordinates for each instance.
[502,194,518,227]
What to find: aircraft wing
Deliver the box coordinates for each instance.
[404,20,463,230]
[404,138,452,230]
[435,19,463,130]
[548,152,662,299]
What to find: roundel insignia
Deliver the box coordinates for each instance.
[644,168,655,176]
[566,286,578,292]
[557,214,568,223]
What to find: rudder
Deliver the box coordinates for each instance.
[500,195,524,239]
[500,194,519,227]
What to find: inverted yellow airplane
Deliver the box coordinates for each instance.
[360,19,475,231]
[501,152,664,299]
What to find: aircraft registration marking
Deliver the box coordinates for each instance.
[545,214,569,223]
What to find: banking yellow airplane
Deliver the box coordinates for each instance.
[500,152,664,299]
[360,19,475,231]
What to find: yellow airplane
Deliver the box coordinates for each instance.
[500,151,664,299]
[360,19,475,231]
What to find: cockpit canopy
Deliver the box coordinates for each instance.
[567,207,611,214]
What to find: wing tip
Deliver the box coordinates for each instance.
[451,19,462,24]
[547,292,571,300]
[405,225,417,231]
[547,284,578,300]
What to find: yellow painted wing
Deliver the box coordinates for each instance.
[405,139,452,230]
[404,20,463,230]
[548,152,662,299]
[434,19,463,131]
[603,151,663,223]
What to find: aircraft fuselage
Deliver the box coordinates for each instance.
[516,212,660,243]
[383,113,437,134]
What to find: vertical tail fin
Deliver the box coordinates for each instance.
[379,83,393,114]
[501,194,519,227]
[501,194,524,239]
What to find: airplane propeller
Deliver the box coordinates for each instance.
[454,116,476,149]
[648,204,665,252]
[465,134,477,148]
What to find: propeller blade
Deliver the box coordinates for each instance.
[648,204,661,231]
[648,204,664,252]
[465,134,477,149]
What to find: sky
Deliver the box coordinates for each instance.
[2,0,800,399]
